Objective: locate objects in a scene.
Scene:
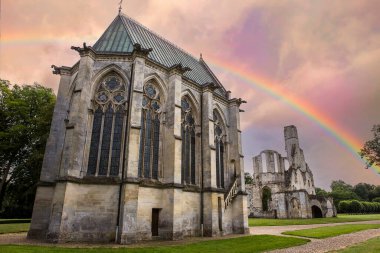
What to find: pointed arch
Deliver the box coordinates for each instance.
[181,95,197,185]
[181,89,200,120]
[138,80,164,179]
[90,64,131,99]
[213,104,229,129]
[213,108,226,188]
[144,73,168,102]
[86,70,129,177]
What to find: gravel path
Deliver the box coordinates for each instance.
[267,228,380,253]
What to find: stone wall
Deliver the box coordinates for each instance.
[29,41,248,243]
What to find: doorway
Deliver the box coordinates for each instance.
[311,205,323,218]
[152,208,160,236]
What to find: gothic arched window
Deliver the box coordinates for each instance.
[181,98,196,185]
[87,74,127,177]
[214,111,225,188]
[138,82,162,179]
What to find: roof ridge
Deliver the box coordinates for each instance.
[121,13,200,63]
[199,57,225,89]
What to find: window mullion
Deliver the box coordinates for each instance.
[107,107,116,176]
[95,109,106,176]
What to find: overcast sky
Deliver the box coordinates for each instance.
[1,0,380,189]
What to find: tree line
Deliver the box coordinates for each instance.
[316,180,380,213]
[0,79,55,218]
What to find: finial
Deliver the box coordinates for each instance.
[200,53,203,60]
[118,0,123,14]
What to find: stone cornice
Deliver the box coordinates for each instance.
[37,181,56,187]
[203,187,226,194]
[50,176,203,191]
[59,176,121,185]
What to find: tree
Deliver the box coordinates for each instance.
[315,187,328,198]
[329,180,360,207]
[359,125,380,170]
[331,180,354,192]
[245,172,253,185]
[353,183,374,201]
[0,79,55,217]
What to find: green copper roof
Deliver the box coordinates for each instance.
[93,14,219,86]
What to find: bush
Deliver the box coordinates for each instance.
[338,201,350,213]
[337,199,380,214]
[372,197,380,203]
[349,200,364,213]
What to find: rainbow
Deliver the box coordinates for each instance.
[206,57,380,174]
[3,33,378,174]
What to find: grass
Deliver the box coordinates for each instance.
[249,214,380,227]
[0,235,309,253]
[335,236,380,252]
[0,223,30,234]
[282,224,380,239]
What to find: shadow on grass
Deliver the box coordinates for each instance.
[0,235,309,253]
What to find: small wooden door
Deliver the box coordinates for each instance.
[152,209,160,236]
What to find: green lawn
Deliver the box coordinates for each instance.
[282,224,380,239]
[249,214,380,227]
[0,235,309,253]
[336,236,380,252]
[0,223,30,234]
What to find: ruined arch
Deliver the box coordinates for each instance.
[312,205,323,218]
[262,186,272,211]
[288,197,301,218]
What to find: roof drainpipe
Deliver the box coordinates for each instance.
[116,61,135,243]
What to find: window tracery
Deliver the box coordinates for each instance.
[87,74,127,177]
[138,82,162,179]
[181,98,196,185]
[214,111,225,188]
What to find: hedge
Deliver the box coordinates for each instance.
[338,200,380,213]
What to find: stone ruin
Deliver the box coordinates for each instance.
[246,125,336,218]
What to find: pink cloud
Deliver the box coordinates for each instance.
[1,0,379,188]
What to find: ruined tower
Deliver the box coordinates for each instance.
[284,125,307,172]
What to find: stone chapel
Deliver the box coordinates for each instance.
[28,13,249,243]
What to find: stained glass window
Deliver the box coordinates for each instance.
[87,74,127,177]
[87,107,103,175]
[181,98,196,185]
[214,110,225,188]
[110,109,124,176]
[138,82,162,179]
